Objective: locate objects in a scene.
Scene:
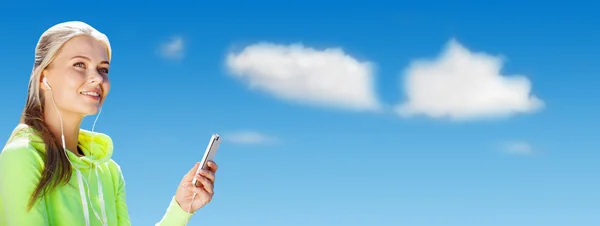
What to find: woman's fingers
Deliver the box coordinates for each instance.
[189,182,204,193]
[198,169,215,183]
[206,161,218,172]
[194,174,214,195]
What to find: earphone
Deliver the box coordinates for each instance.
[43,77,51,90]
[43,76,108,226]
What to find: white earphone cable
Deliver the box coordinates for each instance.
[185,193,197,225]
[46,81,107,226]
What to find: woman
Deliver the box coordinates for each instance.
[0,21,218,225]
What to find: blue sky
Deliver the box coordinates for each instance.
[1,0,599,225]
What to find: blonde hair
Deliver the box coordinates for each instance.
[19,21,112,210]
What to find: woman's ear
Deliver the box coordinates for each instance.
[39,72,50,91]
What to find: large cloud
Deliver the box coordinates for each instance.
[396,39,544,120]
[226,42,381,111]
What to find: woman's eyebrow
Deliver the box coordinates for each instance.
[70,55,109,65]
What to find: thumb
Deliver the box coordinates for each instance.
[184,162,200,180]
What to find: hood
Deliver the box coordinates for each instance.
[9,123,114,169]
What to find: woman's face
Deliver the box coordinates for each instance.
[41,35,110,117]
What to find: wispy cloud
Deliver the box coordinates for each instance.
[503,141,536,155]
[396,39,544,121]
[158,36,184,60]
[223,131,279,145]
[225,42,381,112]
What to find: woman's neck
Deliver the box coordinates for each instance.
[43,106,83,156]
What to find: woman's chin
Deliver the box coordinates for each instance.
[78,105,102,116]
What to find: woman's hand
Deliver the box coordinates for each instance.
[175,161,219,213]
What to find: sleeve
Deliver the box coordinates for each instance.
[154,196,194,226]
[0,142,49,225]
[112,162,132,226]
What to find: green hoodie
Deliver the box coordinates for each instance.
[0,124,193,226]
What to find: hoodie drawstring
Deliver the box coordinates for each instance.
[76,165,108,226]
[95,166,108,224]
[76,169,90,226]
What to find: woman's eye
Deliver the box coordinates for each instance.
[74,62,86,68]
[99,68,109,74]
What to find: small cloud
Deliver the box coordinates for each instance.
[225,42,381,112]
[396,39,544,121]
[223,131,279,145]
[503,141,535,155]
[159,36,184,60]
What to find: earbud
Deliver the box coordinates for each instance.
[43,77,51,90]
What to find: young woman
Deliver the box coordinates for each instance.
[0,21,218,226]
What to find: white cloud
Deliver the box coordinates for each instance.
[224,131,279,145]
[396,39,544,120]
[225,42,381,111]
[159,36,184,60]
[503,141,535,155]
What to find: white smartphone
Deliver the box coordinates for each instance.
[192,134,221,187]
